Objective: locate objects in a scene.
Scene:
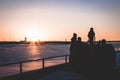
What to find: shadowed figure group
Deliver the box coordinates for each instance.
[69,29,116,80]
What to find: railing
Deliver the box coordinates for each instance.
[0,50,120,77]
[115,47,120,53]
[0,54,69,74]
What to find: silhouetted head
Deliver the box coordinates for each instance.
[101,39,106,45]
[73,33,77,37]
[90,28,94,31]
[78,37,81,41]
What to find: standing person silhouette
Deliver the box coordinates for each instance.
[69,33,77,63]
[100,39,116,80]
[88,28,95,45]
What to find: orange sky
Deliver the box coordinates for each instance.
[0,0,120,41]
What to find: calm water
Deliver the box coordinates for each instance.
[0,43,70,65]
[0,43,70,78]
[0,42,120,78]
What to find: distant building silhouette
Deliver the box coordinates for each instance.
[24,37,27,42]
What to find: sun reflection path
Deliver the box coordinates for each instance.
[26,42,41,60]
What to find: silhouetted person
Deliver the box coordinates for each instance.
[69,33,77,63]
[77,37,84,45]
[76,37,84,64]
[99,39,116,80]
[101,39,116,68]
[71,33,77,44]
[88,28,95,45]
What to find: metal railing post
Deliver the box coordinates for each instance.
[42,58,45,69]
[20,62,22,74]
[0,54,70,76]
[65,55,67,63]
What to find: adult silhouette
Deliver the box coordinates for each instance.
[77,37,84,45]
[69,33,77,63]
[101,39,116,68]
[76,37,90,73]
[100,39,116,80]
[88,28,95,45]
[76,37,84,63]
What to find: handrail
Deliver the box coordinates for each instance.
[0,50,119,75]
[0,50,119,67]
[0,54,69,66]
[0,54,70,74]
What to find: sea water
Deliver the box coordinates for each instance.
[0,43,70,78]
[0,42,120,78]
[0,43,70,65]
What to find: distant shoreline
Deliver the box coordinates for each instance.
[0,40,120,45]
[0,41,70,45]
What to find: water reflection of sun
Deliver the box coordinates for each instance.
[28,42,39,54]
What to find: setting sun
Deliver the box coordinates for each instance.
[26,32,39,41]
[25,27,45,41]
[0,0,120,41]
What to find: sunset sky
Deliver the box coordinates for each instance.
[0,0,120,41]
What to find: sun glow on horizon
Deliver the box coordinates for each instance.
[25,27,45,41]
[0,1,120,41]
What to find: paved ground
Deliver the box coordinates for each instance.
[1,63,120,80]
